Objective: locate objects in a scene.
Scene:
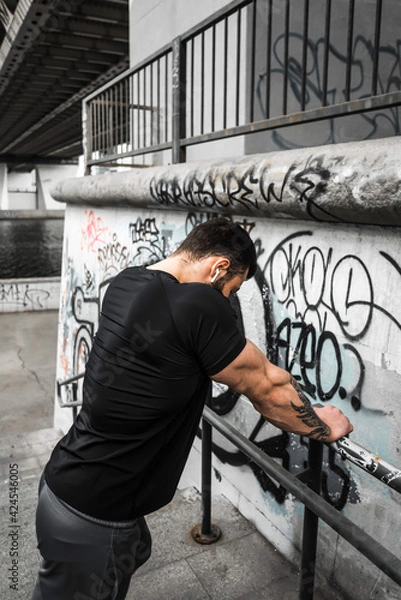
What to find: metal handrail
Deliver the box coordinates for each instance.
[58,372,85,387]
[201,405,401,598]
[56,372,85,422]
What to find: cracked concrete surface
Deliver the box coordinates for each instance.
[0,310,58,436]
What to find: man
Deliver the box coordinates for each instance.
[32,217,352,600]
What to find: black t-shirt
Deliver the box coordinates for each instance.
[45,266,246,520]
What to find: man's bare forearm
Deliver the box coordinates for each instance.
[289,376,330,440]
[211,339,352,442]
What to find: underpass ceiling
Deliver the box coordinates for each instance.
[0,0,129,170]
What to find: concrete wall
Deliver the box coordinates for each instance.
[247,0,401,154]
[130,0,229,64]
[52,138,401,599]
[0,277,60,313]
[0,163,80,211]
[0,163,8,209]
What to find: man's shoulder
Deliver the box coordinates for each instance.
[170,282,232,325]
[177,281,227,305]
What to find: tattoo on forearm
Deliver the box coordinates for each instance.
[290,376,330,440]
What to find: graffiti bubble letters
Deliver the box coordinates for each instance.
[266,232,400,409]
[129,217,170,264]
[267,232,377,340]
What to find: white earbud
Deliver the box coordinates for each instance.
[211,268,220,283]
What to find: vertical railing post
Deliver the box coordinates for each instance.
[299,439,324,599]
[82,98,91,175]
[191,388,221,544]
[201,389,213,536]
[172,36,186,164]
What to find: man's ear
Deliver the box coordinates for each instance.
[212,257,230,273]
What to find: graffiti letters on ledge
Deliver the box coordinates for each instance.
[149,157,345,223]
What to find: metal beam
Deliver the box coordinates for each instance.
[66,1,128,23]
[45,17,128,42]
[0,0,84,92]
[0,153,78,165]
[24,55,105,75]
[0,55,129,154]
[0,0,12,29]
[31,44,120,65]
[42,32,127,55]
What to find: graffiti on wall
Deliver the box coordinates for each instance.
[184,213,400,508]
[149,156,345,223]
[58,215,175,404]
[59,210,400,509]
[0,281,52,310]
[256,32,401,149]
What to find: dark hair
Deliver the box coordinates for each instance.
[175,217,257,279]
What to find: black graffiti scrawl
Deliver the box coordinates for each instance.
[198,222,400,509]
[149,155,353,225]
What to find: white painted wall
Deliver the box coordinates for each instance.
[130,0,229,64]
[0,164,79,211]
[54,202,401,599]
[0,277,60,312]
[7,170,36,209]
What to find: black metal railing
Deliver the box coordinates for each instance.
[57,372,85,420]
[200,404,401,600]
[83,0,401,171]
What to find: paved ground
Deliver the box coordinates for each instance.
[0,310,347,600]
[0,310,58,436]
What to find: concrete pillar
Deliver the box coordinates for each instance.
[36,164,79,210]
[35,167,47,210]
[0,163,9,210]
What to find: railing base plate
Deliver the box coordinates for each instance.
[190,523,221,545]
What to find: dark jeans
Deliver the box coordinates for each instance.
[31,478,152,600]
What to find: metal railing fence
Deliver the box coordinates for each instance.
[83,0,401,171]
[84,45,173,168]
[201,404,401,600]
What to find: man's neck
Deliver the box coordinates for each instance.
[146,254,211,285]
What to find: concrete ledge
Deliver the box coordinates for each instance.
[0,210,64,219]
[0,277,61,312]
[51,138,401,226]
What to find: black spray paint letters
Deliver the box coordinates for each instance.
[265,232,400,409]
[149,157,343,222]
[0,282,51,309]
[256,32,401,149]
